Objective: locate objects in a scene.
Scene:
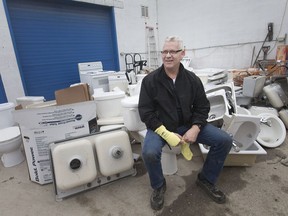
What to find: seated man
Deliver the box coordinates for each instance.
[138,36,232,211]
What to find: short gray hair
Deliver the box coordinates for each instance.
[164,36,184,50]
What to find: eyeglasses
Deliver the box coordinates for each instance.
[161,49,182,55]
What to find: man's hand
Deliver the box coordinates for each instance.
[182,125,201,144]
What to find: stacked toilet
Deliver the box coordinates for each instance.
[0,102,25,167]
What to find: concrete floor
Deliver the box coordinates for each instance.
[1,135,288,216]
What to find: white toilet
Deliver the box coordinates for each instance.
[93,88,126,126]
[121,95,146,131]
[256,113,286,148]
[0,126,25,167]
[137,130,181,175]
[222,114,261,150]
[0,102,16,129]
[122,97,181,176]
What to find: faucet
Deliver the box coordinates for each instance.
[260,117,272,127]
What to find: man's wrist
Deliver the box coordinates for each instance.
[193,124,202,130]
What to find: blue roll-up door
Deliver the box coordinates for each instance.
[0,74,8,103]
[5,0,119,100]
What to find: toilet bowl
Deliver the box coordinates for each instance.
[136,129,180,175]
[256,113,286,148]
[222,114,261,150]
[0,102,16,129]
[0,126,25,167]
[161,144,181,175]
[121,95,146,131]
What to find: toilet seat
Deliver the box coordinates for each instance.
[256,113,286,148]
[97,116,124,126]
[0,126,25,167]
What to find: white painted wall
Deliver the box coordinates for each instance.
[114,0,158,71]
[157,0,288,69]
[1,0,287,102]
[0,0,25,103]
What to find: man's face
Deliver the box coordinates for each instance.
[161,41,185,71]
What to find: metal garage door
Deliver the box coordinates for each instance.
[5,0,119,100]
[0,74,8,103]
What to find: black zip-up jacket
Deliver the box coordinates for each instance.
[138,63,210,132]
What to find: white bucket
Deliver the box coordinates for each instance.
[0,102,15,129]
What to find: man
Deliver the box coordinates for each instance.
[138,36,232,211]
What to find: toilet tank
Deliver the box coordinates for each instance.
[0,102,15,129]
[93,90,126,119]
[121,95,146,131]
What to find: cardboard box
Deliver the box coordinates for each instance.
[55,84,91,105]
[13,101,98,185]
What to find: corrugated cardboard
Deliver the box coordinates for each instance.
[55,84,91,105]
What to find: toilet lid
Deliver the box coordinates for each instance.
[0,126,21,142]
[93,91,125,101]
[97,116,124,125]
[121,95,139,108]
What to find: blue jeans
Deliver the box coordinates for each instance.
[141,124,232,189]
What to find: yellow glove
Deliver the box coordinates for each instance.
[181,142,193,161]
[155,125,181,147]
